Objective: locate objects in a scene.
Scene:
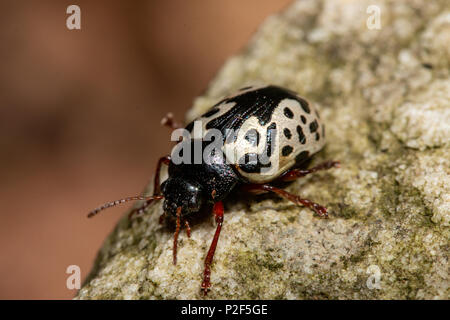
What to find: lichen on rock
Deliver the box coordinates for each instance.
[77,0,450,300]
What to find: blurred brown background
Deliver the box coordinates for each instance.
[0,0,291,299]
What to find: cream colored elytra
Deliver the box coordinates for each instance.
[187,85,326,183]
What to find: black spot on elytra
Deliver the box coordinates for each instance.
[301,115,307,124]
[244,129,260,146]
[185,121,194,133]
[299,98,310,114]
[282,145,293,156]
[295,151,310,165]
[266,122,277,157]
[315,132,320,141]
[322,124,325,138]
[238,153,271,173]
[239,86,253,91]
[283,128,292,139]
[283,107,294,119]
[296,125,306,144]
[203,108,220,118]
[309,120,319,133]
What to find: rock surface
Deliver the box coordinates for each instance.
[77,0,449,299]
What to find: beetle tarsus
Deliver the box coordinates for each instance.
[242,184,330,217]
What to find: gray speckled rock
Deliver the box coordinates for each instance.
[77,0,450,300]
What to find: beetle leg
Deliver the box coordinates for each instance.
[128,156,170,220]
[173,207,182,265]
[201,201,224,296]
[161,112,183,130]
[241,184,328,217]
[185,220,191,238]
[278,160,340,182]
[153,155,171,196]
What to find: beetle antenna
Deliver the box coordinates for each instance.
[88,195,164,218]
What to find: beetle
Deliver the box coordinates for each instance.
[88,85,339,295]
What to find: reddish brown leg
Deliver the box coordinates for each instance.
[241,184,329,217]
[128,156,170,220]
[153,155,171,196]
[185,220,191,238]
[172,216,191,266]
[161,112,183,130]
[201,201,224,296]
[173,207,182,265]
[278,160,340,182]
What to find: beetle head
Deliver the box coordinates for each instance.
[160,177,204,217]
